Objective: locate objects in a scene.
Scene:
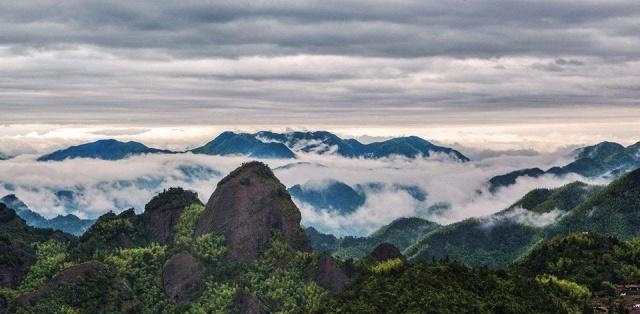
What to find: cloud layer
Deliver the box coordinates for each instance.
[1,0,639,133]
[0,147,610,236]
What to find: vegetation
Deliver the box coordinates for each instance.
[11,263,139,314]
[172,204,206,252]
[325,261,580,314]
[405,218,543,268]
[144,187,201,212]
[306,217,439,260]
[406,171,640,268]
[244,232,328,313]
[516,232,640,290]
[550,168,640,239]
[71,210,146,260]
[103,244,171,314]
[18,241,71,293]
[508,181,602,214]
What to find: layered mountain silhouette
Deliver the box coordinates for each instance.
[288,180,427,215]
[306,217,440,259]
[256,130,469,161]
[0,194,95,236]
[487,141,640,192]
[288,180,366,215]
[36,131,469,161]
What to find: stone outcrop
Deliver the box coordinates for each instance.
[307,253,350,293]
[370,243,405,262]
[163,252,204,302]
[234,293,268,314]
[142,187,202,244]
[195,161,311,262]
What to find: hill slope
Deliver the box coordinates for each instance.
[307,217,440,259]
[408,169,640,268]
[405,181,604,268]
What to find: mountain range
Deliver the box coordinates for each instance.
[404,168,640,268]
[34,131,470,162]
[299,167,640,271]
[255,130,470,161]
[488,141,640,192]
[0,194,94,236]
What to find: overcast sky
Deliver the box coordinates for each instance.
[1,0,639,150]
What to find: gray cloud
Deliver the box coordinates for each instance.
[1,1,639,58]
[0,0,639,136]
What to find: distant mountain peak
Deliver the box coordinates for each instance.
[254,130,469,161]
[488,139,640,191]
[191,132,296,159]
[38,139,171,161]
[575,141,626,161]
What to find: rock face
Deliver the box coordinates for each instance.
[307,254,350,293]
[370,243,405,262]
[195,162,311,262]
[143,187,202,244]
[163,252,204,302]
[234,293,268,314]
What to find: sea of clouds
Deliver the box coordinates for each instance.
[0,142,612,237]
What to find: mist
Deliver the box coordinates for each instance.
[0,145,612,236]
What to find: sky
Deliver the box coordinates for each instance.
[1,0,639,153]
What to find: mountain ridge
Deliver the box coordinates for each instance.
[38,139,172,161]
[487,140,640,192]
[34,130,469,162]
[0,194,95,236]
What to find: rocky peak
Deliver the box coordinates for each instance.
[195,161,311,262]
[370,243,405,262]
[143,187,202,244]
[76,188,202,256]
